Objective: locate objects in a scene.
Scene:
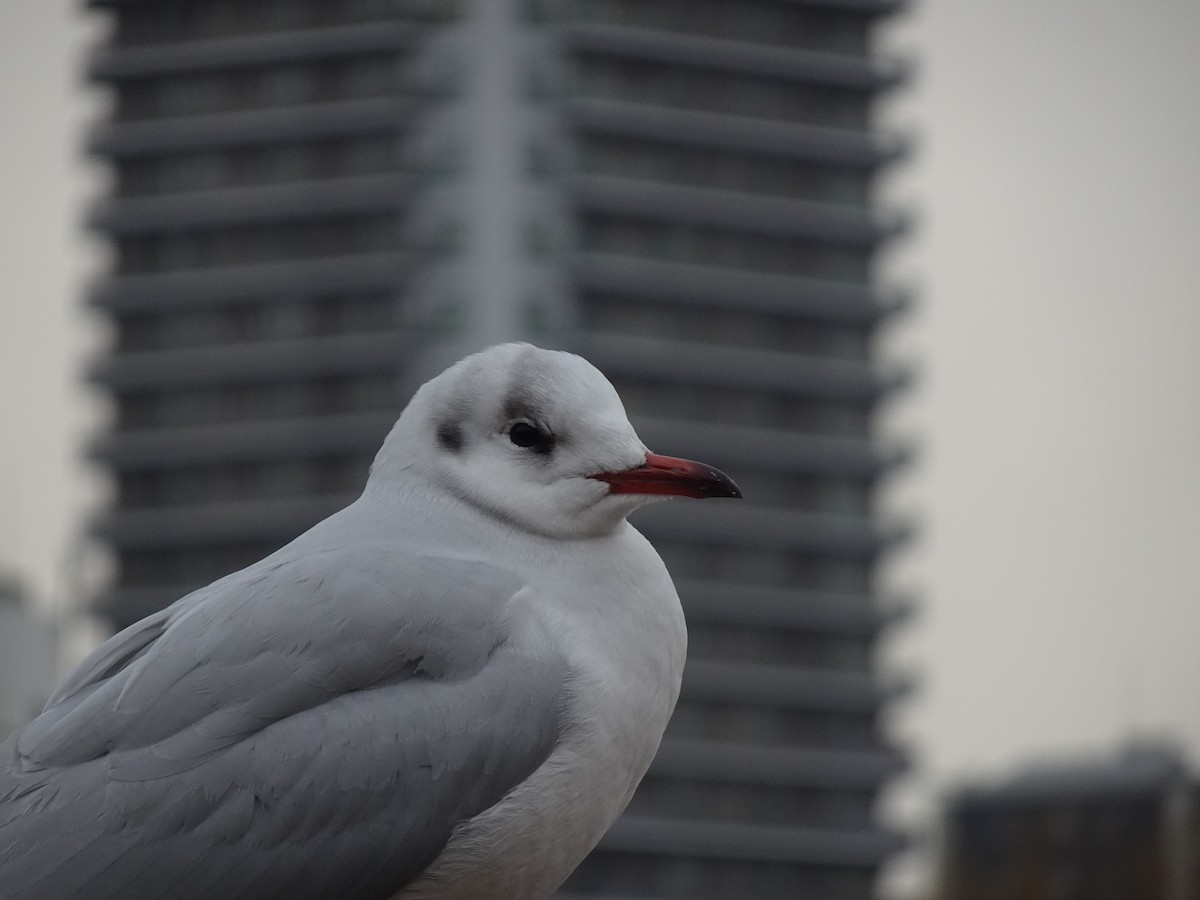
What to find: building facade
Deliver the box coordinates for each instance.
[941,745,1198,900]
[86,0,909,896]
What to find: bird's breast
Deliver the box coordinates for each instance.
[395,529,686,900]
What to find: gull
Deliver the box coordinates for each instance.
[0,342,740,900]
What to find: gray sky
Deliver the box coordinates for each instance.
[2,1,1199,896]
[0,0,107,617]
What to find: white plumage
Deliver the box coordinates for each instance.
[0,343,740,900]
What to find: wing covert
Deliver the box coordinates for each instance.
[0,544,569,900]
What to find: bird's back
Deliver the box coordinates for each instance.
[0,539,569,900]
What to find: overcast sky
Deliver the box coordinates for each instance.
[0,1,107,617]
[877,0,1200,891]
[2,2,1199,897]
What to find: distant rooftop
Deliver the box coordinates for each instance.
[957,742,1189,807]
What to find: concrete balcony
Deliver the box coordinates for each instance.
[89,21,418,81]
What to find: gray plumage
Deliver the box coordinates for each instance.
[0,343,736,899]
[2,546,564,899]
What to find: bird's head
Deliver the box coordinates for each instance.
[369,343,741,539]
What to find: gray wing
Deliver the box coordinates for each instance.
[0,544,568,900]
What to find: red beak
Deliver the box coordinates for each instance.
[592,453,742,500]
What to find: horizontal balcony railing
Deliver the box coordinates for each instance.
[90,330,411,390]
[92,411,398,468]
[89,250,408,311]
[89,21,418,81]
[634,501,903,560]
[560,21,905,91]
[89,96,415,156]
[648,736,905,790]
[675,578,909,636]
[574,174,903,245]
[581,332,906,402]
[575,251,908,323]
[566,96,906,167]
[680,658,893,712]
[94,493,357,549]
[90,173,412,234]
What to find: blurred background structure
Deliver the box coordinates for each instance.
[0,574,57,741]
[940,744,1197,900]
[5,0,1200,898]
[80,0,910,897]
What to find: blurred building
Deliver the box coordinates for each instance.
[940,744,1197,900]
[0,575,57,740]
[85,0,910,896]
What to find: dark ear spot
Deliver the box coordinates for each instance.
[436,421,464,452]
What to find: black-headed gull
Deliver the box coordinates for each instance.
[0,342,740,899]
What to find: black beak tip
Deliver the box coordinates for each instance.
[705,468,743,500]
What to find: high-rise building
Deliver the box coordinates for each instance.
[85,0,910,896]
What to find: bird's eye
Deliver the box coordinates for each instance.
[507,421,555,454]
